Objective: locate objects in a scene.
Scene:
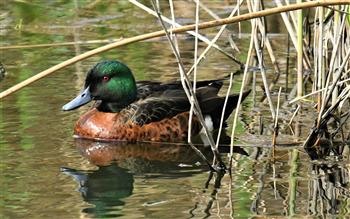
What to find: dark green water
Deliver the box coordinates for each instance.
[1,1,349,218]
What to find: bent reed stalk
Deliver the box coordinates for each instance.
[0,0,348,99]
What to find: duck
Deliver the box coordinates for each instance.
[62,60,250,143]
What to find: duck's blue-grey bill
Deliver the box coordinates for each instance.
[62,86,92,111]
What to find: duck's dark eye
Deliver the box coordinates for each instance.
[102,76,110,82]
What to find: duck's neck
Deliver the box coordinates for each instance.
[97,86,138,113]
[97,101,132,113]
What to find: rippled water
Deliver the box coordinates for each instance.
[1,1,349,218]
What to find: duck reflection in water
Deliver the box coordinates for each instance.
[61,165,133,218]
[62,139,247,217]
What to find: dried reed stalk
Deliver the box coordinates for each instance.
[151,1,225,171]
[0,0,346,99]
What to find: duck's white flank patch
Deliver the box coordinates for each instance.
[199,115,213,146]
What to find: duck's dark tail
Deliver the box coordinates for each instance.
[192,86,250,155]
[201,89,251,129]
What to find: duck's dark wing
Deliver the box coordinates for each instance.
[130,80,251,127]
[130,89,191,126]
[136,81,163,99]
[136,78,225,100]
[129,83,222,126]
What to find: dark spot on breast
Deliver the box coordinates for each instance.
[177,114,188,128]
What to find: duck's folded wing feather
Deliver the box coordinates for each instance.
[130,83,247,126]
[130,91,191,125]
[136,79,224,100]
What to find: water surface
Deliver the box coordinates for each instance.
[1,1,349,218]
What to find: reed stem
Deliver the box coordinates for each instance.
[297,0,303,98]
[1,0,347,99]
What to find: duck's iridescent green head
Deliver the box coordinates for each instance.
[62,60,137,112]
